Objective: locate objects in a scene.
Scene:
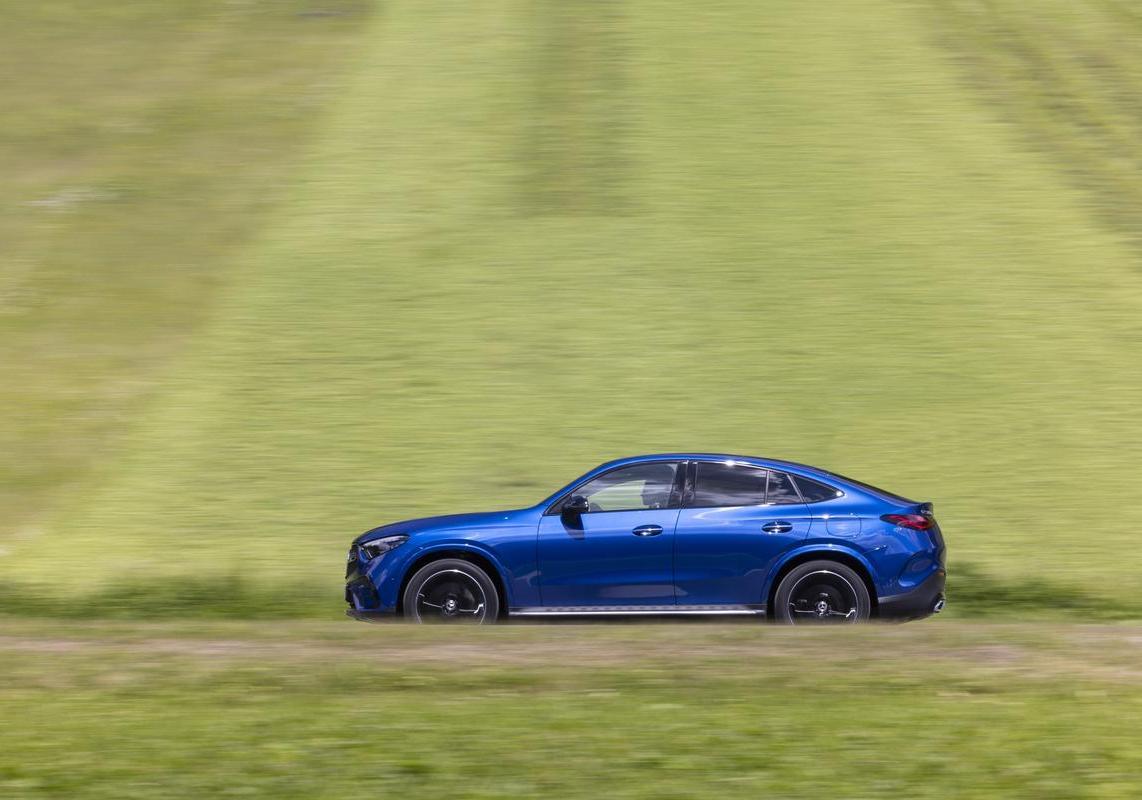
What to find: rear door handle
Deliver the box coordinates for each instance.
[632,524,664,537]
[762,521,793,534]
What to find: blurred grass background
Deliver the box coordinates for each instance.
[5,2,1142,798]
[2,620,1141,798]
[3,0,1142,615]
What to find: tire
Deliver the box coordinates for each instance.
[773,560,871,625]
[402,558,500,624]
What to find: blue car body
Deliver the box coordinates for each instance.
[345,453,946,621]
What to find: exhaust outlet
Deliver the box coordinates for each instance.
[932,595,946,614]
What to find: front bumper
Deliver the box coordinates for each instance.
[345,573,381,609]
[345,543,404,617]
[345,541,386,615]
[346,608,396,623]
[878,569,946,621]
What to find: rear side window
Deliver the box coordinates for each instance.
[817,470,914,504]
[689,462,768,507]
[767,471,802,504]
[792,475,841,503]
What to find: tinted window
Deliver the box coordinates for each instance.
[767,471,802,504]
[816,470,913,504]
[792,475,841,503]
[569,462,679,513]
[690,462,768,507]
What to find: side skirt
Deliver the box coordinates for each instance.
[510,604,766,617]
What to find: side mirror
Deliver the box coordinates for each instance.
[562,494,590,516]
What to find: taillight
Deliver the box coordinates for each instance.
[881,513,933,531]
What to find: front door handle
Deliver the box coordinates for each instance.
[632,524,664,537]
[762,521,793,534]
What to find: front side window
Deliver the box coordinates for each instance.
[565,462,680,513]
[689,462,769,507]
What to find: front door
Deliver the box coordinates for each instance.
[674,461,811,606]
[537,461,681,607]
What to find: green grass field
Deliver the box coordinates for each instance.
[3,0,1142,615]
[5,4,1142,798]
[2,620,1141,798]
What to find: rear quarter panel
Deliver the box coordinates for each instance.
[782,489,941,599]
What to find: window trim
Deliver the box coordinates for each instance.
[543,461,684,516]
[683,461,773,510]
[680,461,812,509]
[766,469,807,506]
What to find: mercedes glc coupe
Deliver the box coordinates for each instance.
[345,454,946,625]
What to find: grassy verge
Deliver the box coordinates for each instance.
[1,620,1140,798]
[0,560,1137,620]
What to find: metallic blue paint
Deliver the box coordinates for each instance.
[675,503,812,606]
[344,453,947,621]
[538,508,678,606]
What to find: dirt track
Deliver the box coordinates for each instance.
[1,620,1139,682]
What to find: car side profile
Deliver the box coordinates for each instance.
[345,454,946,624]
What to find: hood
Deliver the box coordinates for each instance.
[352,509,526,544]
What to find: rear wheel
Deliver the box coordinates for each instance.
[774,560,871,625]
[403,559,500,624]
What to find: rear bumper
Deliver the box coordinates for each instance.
[878,569,946,621]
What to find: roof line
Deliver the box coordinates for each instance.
[596,452,829,473]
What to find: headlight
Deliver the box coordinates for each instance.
[359,534,409,561]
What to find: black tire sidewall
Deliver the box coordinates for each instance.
[403,558,500,623]
[774,560,871,624]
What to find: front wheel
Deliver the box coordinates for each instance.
[773,560,871,625]
[402,559,500,624]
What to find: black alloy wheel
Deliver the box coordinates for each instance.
[774,560,872,625]
[403,558,500,624]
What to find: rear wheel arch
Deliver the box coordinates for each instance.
[767,551,878,619]
[398,548,509,618]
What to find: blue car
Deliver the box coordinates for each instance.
[345,454,946,624]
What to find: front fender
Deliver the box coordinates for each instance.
[372,539,519,611]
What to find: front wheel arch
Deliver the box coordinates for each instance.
[766,551,878,620]
[397,549,509,619]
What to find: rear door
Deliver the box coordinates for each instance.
[673,461,812,606]
[537,461,681,607]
